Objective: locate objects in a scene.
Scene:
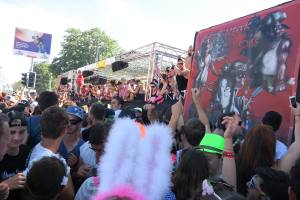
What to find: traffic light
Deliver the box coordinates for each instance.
[21,73,28,86]
[35,74,41,86]
[27,72,36,88]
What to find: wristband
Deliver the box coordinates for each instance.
[223,151,235,158]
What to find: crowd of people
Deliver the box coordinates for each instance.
[0,45,299,200]
[58,77,145,105]
[0,83,299,200]
[57,49,193,107]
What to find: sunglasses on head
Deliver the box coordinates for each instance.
[69,119,81,125]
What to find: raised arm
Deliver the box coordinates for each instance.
[191,88,211,133]
[279,103,300,173]
[168,100,183,135]
[221,115,239,191]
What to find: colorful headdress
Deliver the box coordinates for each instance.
[94,118,173,200]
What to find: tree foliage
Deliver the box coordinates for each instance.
[12,81,23,92]
[33,62,56,94]
[50,28,121,76]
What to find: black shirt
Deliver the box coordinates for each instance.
[176,75,188,91]
[0,145,30,200]
[82,127,92,142]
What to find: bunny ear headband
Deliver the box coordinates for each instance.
[94,118,173,200]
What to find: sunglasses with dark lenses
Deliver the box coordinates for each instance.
[247,175,268,198]
[247,176,256,189]
[69,119,81,125]
[90,147,104,153]
[178,62,183,65]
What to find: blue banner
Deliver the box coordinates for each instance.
[13,27,52,59]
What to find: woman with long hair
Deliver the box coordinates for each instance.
[172,149,210,200]
[237,103,300,196]
[236,125,276,195]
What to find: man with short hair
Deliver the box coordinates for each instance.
[175,57,190,99]
[262,111,288,160]
[58,106,85,169]
[24,106,74,199]
[0,111,29,200]
[23,157,68,200]
[111,96,123,119]
[82,103,106,141]
[185,45,193,71]
[75,123,109,192]
[27,91,58,148]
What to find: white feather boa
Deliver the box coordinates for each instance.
[97,118,173,200]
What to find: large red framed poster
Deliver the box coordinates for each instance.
[184,1,300,143]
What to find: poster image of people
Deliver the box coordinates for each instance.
[13,27,52,59]
[195,33,228,90]
[242,11,293,94]
[184,1,300,142]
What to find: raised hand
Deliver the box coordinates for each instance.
[222,115,239,139]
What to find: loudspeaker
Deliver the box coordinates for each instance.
[60,77,68,85]
[82,70,94,77]
[98,77,107,85]
[112,61,129,72]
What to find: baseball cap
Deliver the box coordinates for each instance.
[198,133,224,155]
[66,106,84,120]
[19,99,30,107]
[7,111,27,127]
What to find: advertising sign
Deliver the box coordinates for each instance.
[13,27,52,59]
[184,1,300,142]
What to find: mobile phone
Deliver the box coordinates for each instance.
[289,96,297,108]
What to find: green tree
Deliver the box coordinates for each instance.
[50,27,121,76]
[12,81,23,92]
[33,62,56,94]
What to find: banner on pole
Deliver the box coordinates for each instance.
[13,27,52,59]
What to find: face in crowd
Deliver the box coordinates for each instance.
[8,125,28,149]
[111,98,121,111]
[177,60,184,70]
[66,114,82,135]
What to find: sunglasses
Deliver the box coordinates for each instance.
[178,62,184,65]
[247,175,268,198]
[90,146,104,153]
[69,119,81,125]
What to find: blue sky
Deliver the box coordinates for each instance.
[0,0,289,86]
